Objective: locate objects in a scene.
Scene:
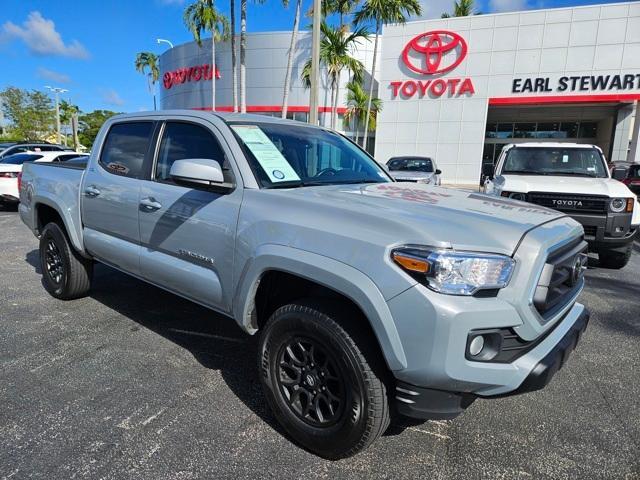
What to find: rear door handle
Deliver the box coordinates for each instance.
[140,197,162,211]
[84,185,101,197]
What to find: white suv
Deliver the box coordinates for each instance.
[484,142,639,269]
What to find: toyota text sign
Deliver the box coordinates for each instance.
[391,30,475,99]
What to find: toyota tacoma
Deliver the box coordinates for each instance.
[20,111,590,458]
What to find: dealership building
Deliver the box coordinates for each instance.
[159,1,640,185]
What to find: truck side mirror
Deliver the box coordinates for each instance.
[170,158,228,187]
[612,167,627,181]
[435,169,442,175]
[482,163,494,180]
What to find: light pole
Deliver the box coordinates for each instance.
[45,86,68,144]
[157,38,174,49]
[309,0,322,125]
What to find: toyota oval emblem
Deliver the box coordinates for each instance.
[402,30,468,75]
[570,255,585,287]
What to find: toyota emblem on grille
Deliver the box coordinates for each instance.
[570,255,586,286]
[401,30,468,75]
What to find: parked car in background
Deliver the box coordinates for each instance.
[620,164,640,195]
[0,151,88,205]
[386,156,441,185]
[0,142,70,160]
[20,111,590,459]
[484,143,639,269]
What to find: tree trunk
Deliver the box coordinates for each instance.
[332,72,340,130]
[354,117,360,145]
[282,0,301,119]
[231,0,238,112]
[211,37,216,110]
[240,0,247,113]
[362,22,379,152]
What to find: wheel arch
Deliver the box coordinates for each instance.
[33,199,86,255]
[233,244,407,371]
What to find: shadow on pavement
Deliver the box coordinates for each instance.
[23,249,421,449]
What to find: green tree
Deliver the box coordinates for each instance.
[59,100,80,146]
[134,51,160,110]
[77,110,120,149]
[0,87,55,140]
[343,80,381,146]
[441,0,479,17]
[302,22,367,130]
[354,0,421,150]
[184,0,230,111]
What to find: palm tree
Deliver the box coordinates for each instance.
[354,0,421,151]
[441,0,478,17]
[184,0,230,111]
[58,100,80,146]
[240,0,266,113]
[281,0,301,119]
[230,0,238,111]
[301,22,367,130]
[343,81,381,146]
[134,52,160,110]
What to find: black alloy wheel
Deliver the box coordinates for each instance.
[276,337,345,427]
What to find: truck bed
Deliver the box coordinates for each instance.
[19,161,86,253]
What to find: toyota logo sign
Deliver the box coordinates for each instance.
[402,30,468,75]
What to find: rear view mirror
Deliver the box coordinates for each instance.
[435,169,442,175]
[612,167,627,181]
[170,158,226,186]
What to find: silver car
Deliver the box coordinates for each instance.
[387,156,441,185]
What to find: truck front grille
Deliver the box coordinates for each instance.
[533,237,588,322]
[527,192,608,213]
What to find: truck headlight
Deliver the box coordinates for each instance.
[392,247,515,295]
[417,177,432,184]
[610,197,634,213]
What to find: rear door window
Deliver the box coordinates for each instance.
[100,122,153,178]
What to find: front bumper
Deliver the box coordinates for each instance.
[569,211,636,249]
[394,308,589,419]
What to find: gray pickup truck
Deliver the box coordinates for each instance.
[19,111,590,459]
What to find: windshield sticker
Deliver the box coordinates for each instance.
[562,155,569,163]
[232,125,301,183]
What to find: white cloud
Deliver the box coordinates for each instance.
[101,89,125,106]
[2,11,89,59]
[418,0,459,19]
[489,0,529,13]
[37,67,71,84]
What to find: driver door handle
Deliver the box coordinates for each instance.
[140,197,162,211]
[84,185,101,197]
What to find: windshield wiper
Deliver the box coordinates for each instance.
[504,170,549,175]
[555,171,599,178]
[300,179,380,187]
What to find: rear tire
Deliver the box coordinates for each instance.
[39,222,92,299]
[258,300,390,459]
[598,244,632,269]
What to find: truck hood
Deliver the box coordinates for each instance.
[500,174,635,198]
[389,170,435,181]
[266,183,567,256]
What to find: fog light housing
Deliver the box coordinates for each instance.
[469,335,484,356]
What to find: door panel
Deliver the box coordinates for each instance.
[138,120,242,311]
[81,121,155,275]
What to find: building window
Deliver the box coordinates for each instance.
[535,123,561,138]
[485,123,497,139]
[579,122,597,138]
[514,123,536,138]
[496,123,514,139]
[485,121,598,139]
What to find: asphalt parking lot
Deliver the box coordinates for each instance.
[1,208,639,480]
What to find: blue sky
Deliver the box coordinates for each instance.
[0,0,631,113]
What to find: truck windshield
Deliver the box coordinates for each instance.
[502,147,608,178]
[229,122,391,188]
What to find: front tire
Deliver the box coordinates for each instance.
[258,301,390,459]
[39,222,93,299]
[598,244,632,269]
